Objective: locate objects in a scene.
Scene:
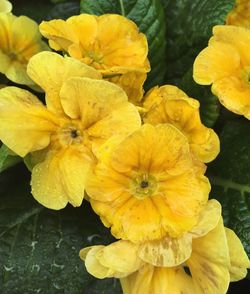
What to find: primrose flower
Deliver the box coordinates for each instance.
[193,25,250,119]
[80,217,250,294]
[86,124,210,243]
[39,14,149,102]
[0,13,49,86]
[227,0,250,28]
[0,51,141,209]
[142,85,220,163]
[0,0,12,12]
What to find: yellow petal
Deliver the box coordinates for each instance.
[225,227,250,281]
[5,61,34,86]
[188,219,230,294]
[96,241,142,275]
[143,85,220,163]
[190,199,222,238]
[97,14,149,74]
[212,75,250,118]
[87,102,141,152]
[0,13,48,85]
[193,41,240,85]
[106,72,147,104]
[139,234,192,267]
[12,16,44,56]
[67,14,98,52]
[0,0,12,13]
[0,50,10,74]
[39,19,78,52]
[27,52,101,115]
[211,25,250,66]
[80,245,112,279]
[60,77,134,128]
[121,265,195,294]
[80,241,141,279]
[31,147,90,209]
[0,87,58,157]
[226,0,250,29]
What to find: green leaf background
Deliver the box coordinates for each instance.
[1,0,250,293]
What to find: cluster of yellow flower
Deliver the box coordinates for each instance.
[0,0,249,293]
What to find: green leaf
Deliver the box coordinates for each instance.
[180,69,220,127]
[0,145,21,173]
[47,2,80,20]
[208,121,250,257]
[80,0,167,90]
[164,0,235,82]
[12,0,54,23]
[0,165,122,293]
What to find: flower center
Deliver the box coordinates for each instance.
[53,122,85,147]
[130,173,158,200]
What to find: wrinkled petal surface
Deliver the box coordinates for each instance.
[0,87,58,157]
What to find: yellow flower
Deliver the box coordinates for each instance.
[86,124,210,243]
[40,14,149,75]
[227,0,250,29]
[142,85,220,163]
[193,25,250,119]
[80,215,250,294]
[0,13,49,85]
[39,14,150,103]
[0,51,141,210]
[0,0,12,13]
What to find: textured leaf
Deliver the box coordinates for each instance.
[209,121,250,258]
[180,69,220,127]
[164,0,235,82]
[80,0,167,90]
[47,2,80,20]
[0,166,121,293]
[0,145,21,173]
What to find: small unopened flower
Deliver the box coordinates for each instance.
[0,52,141,209]
[227,0,250,29]
[80,210,250,294]
[142,85,220,163]
[0,0,12,12]
[0,13,49,85]
[193,25,250,119]
[86,124,210,243]
[39,14,150,102]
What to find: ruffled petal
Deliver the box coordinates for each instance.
[67,14,98,52]
[139,234,192,267]
[187,219,230,294]
[60,77,141,144]
[193,41,240,85]
[39,19,78,52]
[80,241,142,279]
[212,75,250,118]
[143,85,220,163]
[225,228,250,281]
[31,147,90,209]
[106,71,146,104]
[80,245,111,279]
[0,0,12,13]
[211,25,250,66]
[0,87,58,156]
[27,52,101,115]
[121,265,195,294]
[190,199,222,238]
